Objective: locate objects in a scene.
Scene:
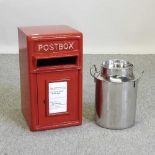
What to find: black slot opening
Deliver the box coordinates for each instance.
[37,56,77,67]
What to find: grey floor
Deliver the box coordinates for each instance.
[0,54,155,155]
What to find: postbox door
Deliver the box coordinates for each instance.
[37,69,80,127]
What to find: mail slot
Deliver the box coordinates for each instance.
[18,25,83,131]
[36,56,77,67]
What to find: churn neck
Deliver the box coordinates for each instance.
[101,59,134,80]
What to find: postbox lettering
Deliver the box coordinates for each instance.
[36,41,76,52]
[54,43,58,51]
[63,43,68,50]
[38,44,43,51]
[44,45,49,51]
[68,42,74,49]
[49,44,54,51]
[59,43,63,50]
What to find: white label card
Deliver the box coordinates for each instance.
[49,81,67,114]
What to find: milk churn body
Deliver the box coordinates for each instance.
[91,60,143,129]
[95,79,138,129]
[18,25,83,131]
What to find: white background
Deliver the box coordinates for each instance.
[0,0,155,54]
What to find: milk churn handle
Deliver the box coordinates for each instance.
[90,65,100,78]
[131,67,144,81]
[138,70,144,80]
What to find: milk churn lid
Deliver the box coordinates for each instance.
[101,59,134,82]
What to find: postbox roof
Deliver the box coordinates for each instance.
[18,25,82,36]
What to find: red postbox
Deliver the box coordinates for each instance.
[18,25,83,131]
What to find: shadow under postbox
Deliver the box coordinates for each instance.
[18,25,83,131]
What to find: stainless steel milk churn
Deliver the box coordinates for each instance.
[90,59,143,129]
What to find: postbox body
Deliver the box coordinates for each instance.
[18,25,83,131]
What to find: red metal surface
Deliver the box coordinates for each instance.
[95,80,103,118]
[18,25,83,131]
